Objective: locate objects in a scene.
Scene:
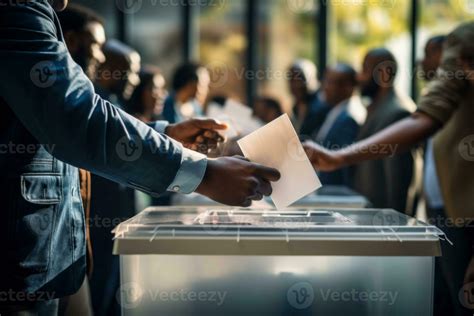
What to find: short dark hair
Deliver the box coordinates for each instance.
[333,63,357,86]
[255,97,283,116]
[57,4,104,34]
[172,63,202,91]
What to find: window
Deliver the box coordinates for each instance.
[198,0,247,103]
[329,1,411,95]
[257,0,318,111]
[127,2,183,81]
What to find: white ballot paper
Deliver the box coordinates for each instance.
[237,114,322,209]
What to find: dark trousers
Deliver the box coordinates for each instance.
[428,207,474,316]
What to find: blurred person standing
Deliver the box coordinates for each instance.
[163,62,209,123]
[95,39,141,109]
[314,64,367,186]
[419,34,469,316]
[89,39,143,316]
[350,48,421,213]
[57,5,106,315]
[288,59,329,135]
[252,96,284,124]
[305,22,474,315]
[127,65,168,122]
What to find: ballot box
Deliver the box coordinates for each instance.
[171,185,370,209]
[113,207,443,316]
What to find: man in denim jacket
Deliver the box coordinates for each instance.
[0,0,280,313]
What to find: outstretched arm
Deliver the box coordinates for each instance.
[304,112,440,171]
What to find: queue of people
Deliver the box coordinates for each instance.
[0,1,473,316]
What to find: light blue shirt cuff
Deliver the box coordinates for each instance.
[167,148,208,194]
[148,121,169,134]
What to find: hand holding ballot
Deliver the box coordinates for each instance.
[196,156,281,207]
[238,114,322,209]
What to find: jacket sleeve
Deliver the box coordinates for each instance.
[0,1,206,196]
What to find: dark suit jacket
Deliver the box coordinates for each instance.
[352,91,421,213]
[315,97,367,186]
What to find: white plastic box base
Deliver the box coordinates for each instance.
[118,255,434,316]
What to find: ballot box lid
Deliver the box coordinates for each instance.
[112,207,444,257]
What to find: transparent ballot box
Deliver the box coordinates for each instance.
[113,207,444,316]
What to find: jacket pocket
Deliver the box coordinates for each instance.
[21,174,62,204]
[14,174,62,274]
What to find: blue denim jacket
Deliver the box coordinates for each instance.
[0,0,207,301]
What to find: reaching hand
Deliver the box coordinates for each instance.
[166,118,227,154]
[196,156,281,207]
[303,141,345,172]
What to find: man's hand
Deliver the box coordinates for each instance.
[196,156,281,207]
[165,119,227,154]
[303,141,345,172]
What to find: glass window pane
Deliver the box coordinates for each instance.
[128,2,183,80]
[257,0,318,111]
[199,0,247,103]
[329,1,411,95]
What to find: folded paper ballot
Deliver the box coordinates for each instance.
[237,114,322,209]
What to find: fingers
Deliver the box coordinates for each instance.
[258,179,272,196]
[252,164,281,182]
[194,118,228,131]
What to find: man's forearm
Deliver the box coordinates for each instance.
[339,112,440,166]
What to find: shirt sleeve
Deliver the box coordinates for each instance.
[148,121,169,134]
[0,2,207,196]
